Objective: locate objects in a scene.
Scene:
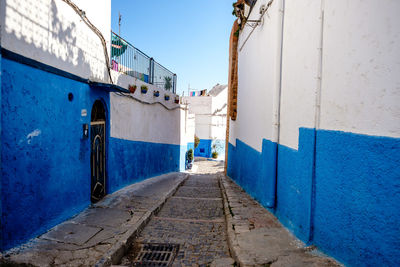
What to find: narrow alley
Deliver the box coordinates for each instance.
[2,159,340,266]
[119,160,232,266]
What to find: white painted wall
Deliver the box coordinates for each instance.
[194,115,211,140]
[211,115,226,140]
[181,112,195,145]
[320,0,400,138]
[110,92,182,145]
[1,0,111,82]
[230,0,400,151]
[183,86,227,142]
[184,96,212,115]
[230,0,282,152]
[279,0,322,149]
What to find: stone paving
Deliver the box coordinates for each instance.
[119,160,233,266]
[219,168,342,267]
[1,173,187,267]
[1,158,342,267]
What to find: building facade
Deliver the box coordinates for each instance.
[227,0,400,266]
[0,0,186,251]
[183,84,227,159]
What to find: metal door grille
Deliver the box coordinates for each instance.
[132,243,179,266]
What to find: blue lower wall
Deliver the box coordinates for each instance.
[227,128,400,266]
[108,138,183,193]
[1,56,186,251]
[313,130,400,266]
[1,57,109,250]
[194,139,226,158]
[194,139,212,157]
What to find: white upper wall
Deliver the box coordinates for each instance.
[1,0,111,82]
[320,0,400,138]
[211,115,227,140]
[231,0,400,151]
[183,96,212,115]
[195,115,212,140]
[183,86,227,141]
[110,92,182,145]
[182,112,195,145]
[231,0,282,152]
[212,89,228,114]
[279,0,322,149]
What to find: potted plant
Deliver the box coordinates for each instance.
[164,76,172,91]
[164,94,170,101]
[141,85,148,94]
[174,96,180,104]
[153,90,160,97]
[129,84,137,94]
[186,148,194,169]
[211,144,219,159]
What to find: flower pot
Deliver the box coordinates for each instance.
[129,85,137,94]
[164,95,170,101]
[154,91,160,97]
[141,86,148,94]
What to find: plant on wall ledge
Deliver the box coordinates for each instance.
[174,96,180,104]
[141,85,148,94]
[194,135,200,149]
[129,84,137,94]
[153,90,160,97]
[164,94,170,101]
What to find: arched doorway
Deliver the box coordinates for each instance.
[90,100,107,203]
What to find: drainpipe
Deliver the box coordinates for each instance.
[269,0,285,208]
[309,0,325,243]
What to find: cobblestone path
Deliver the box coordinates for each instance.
[120,160,231,266]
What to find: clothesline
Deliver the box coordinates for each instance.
[189,89,207,97]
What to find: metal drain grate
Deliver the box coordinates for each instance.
[132,243,179,266]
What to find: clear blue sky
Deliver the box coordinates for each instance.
[111,0,235,95]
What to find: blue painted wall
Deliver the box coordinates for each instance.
[1,57,109,250]
[194,139,226,158]
[194,139,212,158]
[227,139,277,208]
[1,56,186,251]
[108,138,183,192]
[227,128,400,266]
[313,130,400,266]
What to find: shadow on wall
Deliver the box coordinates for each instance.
[1,0,107,81]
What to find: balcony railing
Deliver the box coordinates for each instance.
[111,31,177,93]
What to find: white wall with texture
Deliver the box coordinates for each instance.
[1,0,111,82]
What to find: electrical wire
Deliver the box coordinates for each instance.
[61,0,113,84]
[239,0,275,51]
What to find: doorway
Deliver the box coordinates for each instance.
[90,100,107,203]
